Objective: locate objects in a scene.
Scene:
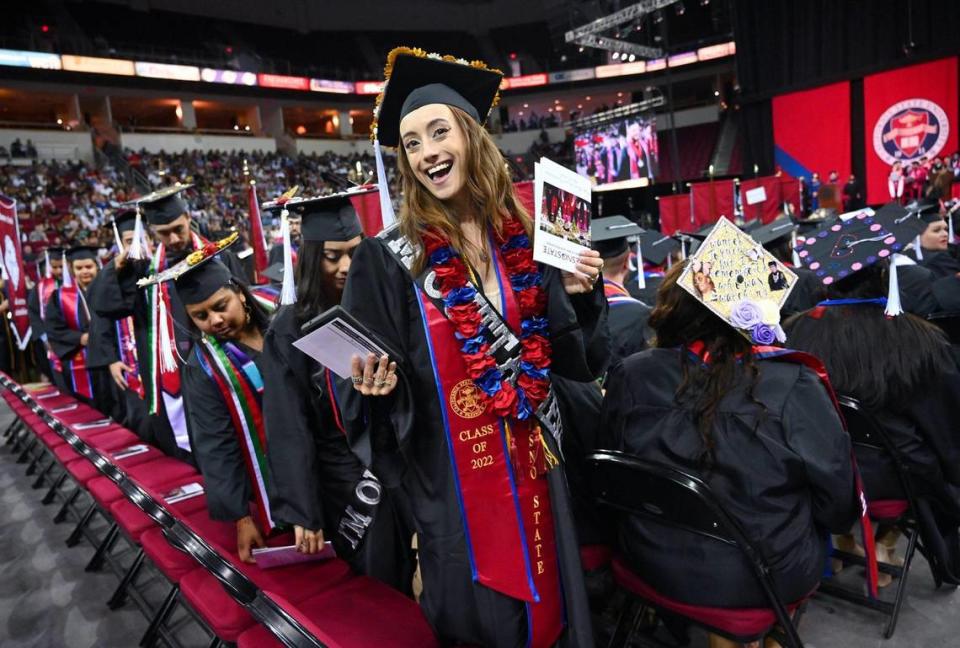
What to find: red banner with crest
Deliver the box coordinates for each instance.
[0,195,31,349]
[864,57,958,204]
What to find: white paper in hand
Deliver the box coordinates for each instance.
[293,311,390,379]
[533,157,593,272]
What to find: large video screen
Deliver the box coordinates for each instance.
[574,114,659,188]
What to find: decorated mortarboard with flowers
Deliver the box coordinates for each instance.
[137,231,239,289]
[678,216,797,345]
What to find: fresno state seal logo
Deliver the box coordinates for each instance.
[449,379,485,419]
[873,98,950,165]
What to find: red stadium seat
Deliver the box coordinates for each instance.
[179,569,257,642]
[140,527,199,583]
[236,578,440,648]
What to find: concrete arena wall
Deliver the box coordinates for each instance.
[0,128,95,163]
[120,133,277,154]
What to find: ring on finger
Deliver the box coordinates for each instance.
[351,376,363,385]
[364,377,375,386]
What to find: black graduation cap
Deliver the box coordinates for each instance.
[794,208,837,235]
[905,197,942,224]
[373,48,503,147]
[795,203,926,286]
[637,230,680,266]
[264,191,365,243]
[113,207,138,234]
[261,262,284,284]
[674,224,714,256]
[591,215,643,259]
[175,259,234,305]
[751,216,797,248]
[45,246,65,257]
[66,246,100,263]
[130,184,192,225]
[137,232,240,302]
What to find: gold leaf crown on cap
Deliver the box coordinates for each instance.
[369,46,504,144]
[136,231,239,288]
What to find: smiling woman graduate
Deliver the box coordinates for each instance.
[337,48,609,648]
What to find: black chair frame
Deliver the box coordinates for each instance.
[588,450,805,648]
[817,395,922,638]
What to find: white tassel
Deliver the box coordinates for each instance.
[157,291,178,373]
[61,252,72,288]
[680,238,687,260]
[885,255,903,317]
[44,250,52,279]
[791,230,802,267]
[112,221,124,252]
[914,235,923,261]
[635,244,646,290]
[373,139,397,230]
[950,214,955,244]
[279,209,297,305]
[129,208,145,260]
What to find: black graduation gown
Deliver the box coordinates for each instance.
[182,340,263,523]
[625,271,663,307]
[92,245,242,460]
[781,266,821,317]
[27,284,58,385]
[261,305,415,592]
[599,348,859,608]
[85,267,142,425]
[339,235,609,648]
[43,284,115,416]
[920,248,960,279]
[604,285,651,359]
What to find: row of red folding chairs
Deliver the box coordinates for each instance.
[0,373,439,648]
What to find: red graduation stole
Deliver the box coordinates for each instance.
[115,316,144,399]
[418,250,563,648]
[603,278,640,307]
[57,285,94,400]
[38,277,62,373]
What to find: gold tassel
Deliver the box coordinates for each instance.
[539,424,559,472]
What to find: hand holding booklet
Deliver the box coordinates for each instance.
[252,542,337,569]
[293,305,400,380]
[533,157,593,272]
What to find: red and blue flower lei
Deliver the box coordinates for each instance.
[423,214,552,421]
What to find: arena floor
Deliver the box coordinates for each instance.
[0,403,956,648]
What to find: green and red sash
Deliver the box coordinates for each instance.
[57,285,94,400]
[38,277,62,372]
[417,248,563,648]
[195,336,275,533]
[145,235,204,452]
[249,284,279,314]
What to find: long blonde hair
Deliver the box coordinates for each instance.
[396,106,531,271]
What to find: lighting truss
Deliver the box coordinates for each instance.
[566,94,666,130]
[564,0,677,59]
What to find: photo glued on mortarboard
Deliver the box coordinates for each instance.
[533,157,592,272]
[794,203,926,287]
[678,217,797,345]
[294,305,402,380]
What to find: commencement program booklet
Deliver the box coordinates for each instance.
[533,157,593,272]
[252,542,337,569]
[294,305,400,380]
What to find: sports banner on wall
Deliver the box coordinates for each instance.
[0,195,31,349]
[864,57,958,204]
[772,81,851,186]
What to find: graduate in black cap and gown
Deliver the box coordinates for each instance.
[87,209,149,429]
[44,247,115,415]
[27,248,64,386]
[751,216,820,317]
[786,202,960,585]
[625,229,679,305]
[143,235,280,563]
[339,48,606,647]
[93,185,243,461]
[593,216,651,358]
[259,189,415,590]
